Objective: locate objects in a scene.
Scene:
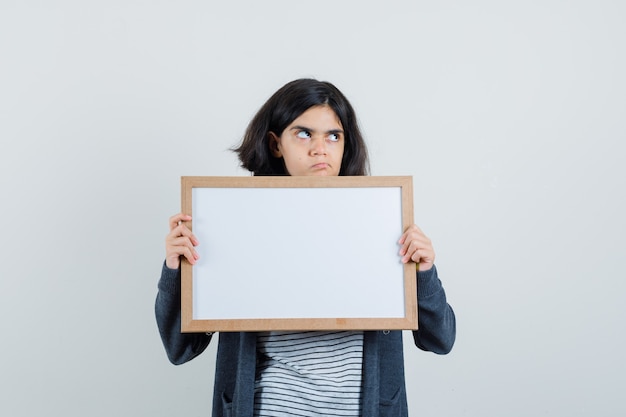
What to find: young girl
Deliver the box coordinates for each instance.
[155,79,456,417]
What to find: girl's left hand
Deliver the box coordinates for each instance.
[398,224,435,271]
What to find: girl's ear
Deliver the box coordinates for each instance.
[268,132,282,158]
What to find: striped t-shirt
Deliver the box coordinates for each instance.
[254,331,364,417]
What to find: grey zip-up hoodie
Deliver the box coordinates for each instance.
[156,264,455,417]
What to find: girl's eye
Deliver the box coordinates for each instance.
[328,133,340,142]
[296,130,311,139]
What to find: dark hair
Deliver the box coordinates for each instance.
[233,78,369,176]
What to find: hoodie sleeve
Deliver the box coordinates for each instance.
[155,262,212,365]
[412,265,456,354]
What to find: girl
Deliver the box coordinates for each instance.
[156,79,456,417]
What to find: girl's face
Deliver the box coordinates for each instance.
[269,105,345,176]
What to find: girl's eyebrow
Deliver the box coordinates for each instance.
[327,129,344,135]
[290,125,344,134]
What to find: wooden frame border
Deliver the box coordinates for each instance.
[181,176,416,332]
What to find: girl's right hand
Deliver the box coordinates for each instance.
[165,213,200,269]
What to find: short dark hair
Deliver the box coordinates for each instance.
[233,78,369,176]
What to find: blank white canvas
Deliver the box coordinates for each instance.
[191,187,405,320]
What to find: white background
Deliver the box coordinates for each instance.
[1,1,624,416]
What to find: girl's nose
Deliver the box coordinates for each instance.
[310,136,327,155]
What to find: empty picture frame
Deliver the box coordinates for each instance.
[180,176,417,332]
